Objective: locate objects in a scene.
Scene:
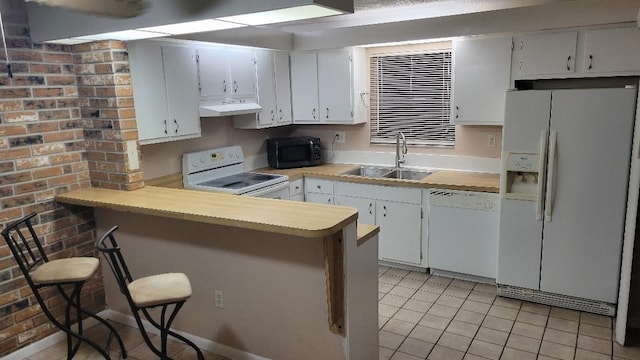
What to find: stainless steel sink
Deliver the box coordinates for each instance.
[383,169,432,181]
[341,166,395,178]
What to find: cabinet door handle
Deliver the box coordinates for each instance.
[317,185,321,189]
[368,202,373,215]
[588,54,593,70]
[174,119,179,134]
[271,110,275,121]
[327,198,332,204]
[566,55,571,71]
[383,205,387,217]
[455,106,460,119]
[233,80,238,93]
[279,109,283,121]
[223,80,227,93]
[519,61,523,71]
[164,119,168,134]
[326,107,330,119]
[312,108,317,119]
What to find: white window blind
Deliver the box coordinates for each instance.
[370,50,454,146]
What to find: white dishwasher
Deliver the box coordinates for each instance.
[428,189,500,279]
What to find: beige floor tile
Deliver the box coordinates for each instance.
[380,282,394,293]
[487,305,519,321]
[380,315,391,329]
[473,283,497,294]
[435,295,465,309]
[412,289,441,303]
[577,334,613,355]
[580,323,613,341]
[380,274,403,285]
[467,290,496,304]
[543,327,577,347]
[379,266,390,274]
[446,320,480,338]
[428,304,459,319]
[505,333,541,354]
[383,318,417,336]
[409,324,443,343]
[380,303,401,318]
[581,313,613,328]
[500,347,537,360]
[613,341,640,359]
[520,302,550,315]
[427,345,465,360]
[389,285,418,298]
[461,299,492,314]
[537,356,557,360]
[420,283,447,295]
[549,307,581,322]
[475,326,509,346]
[482,315,514,333]
[419,314,452,330]
[493,297,522,310]
[379,292,387,300]
[398,277,427,289]
[450,279,476,290]
[467,339,503,360]
[453,309,486,326]
[398,337,434,358]
[427,275,453,286]
[381,294,409,307]
[391,351,423,360]
[538,340,576,360]
[442,287,472,299]
[436,331,472,352]
[380,346,395,360]
[515,310,548,327]
[393,308,425,324]
[403,299,433,313]
[404,271,431,281]
[386,268,411,278]
[574,347,614,360]
[127,336,188,360]
[464,354,490,360]
[511,321,545,340]
[547,316,579,333]
[380,330,406,350]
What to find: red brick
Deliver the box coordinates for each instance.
[117,97,134,107]
[46,75,76,86]
[38,109,71,120]
[0,171,32,186]
[30,64,62,74]
[50,153,80,165]
[122,130,138,141]
[47,174,78,187]
[0,88,31,98]
[94,64,113,73]
[95,87,116,97]
[64,87,78,97]
[32,143,65,155]
[0,100,23,111]
[115,85,133,97]
[0,147,31,159]
[3,111,38,123]
[32,166,64,179]
[34,189,56,202]
[1,193,35,208]
[32,88,64,98]
[23,99,56,110]
[0,162,14,173]
[0,125,26,136]
[43,53,72,63]
[26,121,58,133]
[115,74,131,85]
[77,86,95,97]
[15,180,48,194]
[8,49,43,61]
[15,156,50,170]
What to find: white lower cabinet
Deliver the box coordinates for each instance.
[304,178,334,205]
[289,179,304,202]
[334,182,424,267]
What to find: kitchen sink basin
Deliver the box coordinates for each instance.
[383,169,432,181]
[341,166,395,178]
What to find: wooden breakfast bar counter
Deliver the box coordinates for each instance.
[56,186,379,360]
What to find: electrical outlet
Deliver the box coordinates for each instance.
[488,134,497,148]
[335,131,345,143]
[214,290,224,308]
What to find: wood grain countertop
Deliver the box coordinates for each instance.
[255,164,501,193]
[55,186,357,238]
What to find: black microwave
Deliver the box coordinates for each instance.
[266,136,323,169]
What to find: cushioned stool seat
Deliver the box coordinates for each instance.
[31,257,99,285]
[128,273,192,307]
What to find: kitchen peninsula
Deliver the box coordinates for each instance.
[55,186,379,360]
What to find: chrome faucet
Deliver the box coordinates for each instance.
[396,132,407,169]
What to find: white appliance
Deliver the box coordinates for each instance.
[497,88,637,314]
[429,189,500,280]
[183,146,290,200]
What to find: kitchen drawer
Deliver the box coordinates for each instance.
[290,194,304,202]
[306,193,333,205]
[305,178,333,194]
[289,179,304,197]
[334,181,421,204]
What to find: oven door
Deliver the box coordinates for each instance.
[241,181,290,200]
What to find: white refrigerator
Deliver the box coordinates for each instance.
[497,88,637,304]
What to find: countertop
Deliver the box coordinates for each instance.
[255,163,500,193]
[55,186,358,238]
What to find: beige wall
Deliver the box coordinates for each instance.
[96,208,347,360]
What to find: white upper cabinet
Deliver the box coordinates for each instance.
[128,41,200,144]
[233,50,292,129]
[582,27,640,74]
[290,48,366,125]
[513,26,640,80]
[517,31,578,77]
[197,47,256,101]
[451,36,513,125]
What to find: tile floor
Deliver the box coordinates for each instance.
[26,266,640,360]
[378,266,640,360]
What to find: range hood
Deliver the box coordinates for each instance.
[199,101,262,117]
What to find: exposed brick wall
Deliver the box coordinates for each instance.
[0,0,141,355]
[74,41,144,191]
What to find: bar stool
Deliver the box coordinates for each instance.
[96,225,204,360]
[1,212,127,359]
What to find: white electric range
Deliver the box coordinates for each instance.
[182,146,289,199]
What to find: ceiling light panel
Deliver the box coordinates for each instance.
[218,5,344,26]
[139,19,246,35]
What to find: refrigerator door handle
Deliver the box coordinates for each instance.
[536,130,548,220]
[544,131,558,222]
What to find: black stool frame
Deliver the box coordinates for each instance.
[96,226,204,360]
[1,212,126,359]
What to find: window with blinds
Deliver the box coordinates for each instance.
[369,50,454,146]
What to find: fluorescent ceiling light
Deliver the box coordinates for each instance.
[75,29,165,41]
[44,38,94,45]
[139,19,246,35]
[218,5,344,26]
